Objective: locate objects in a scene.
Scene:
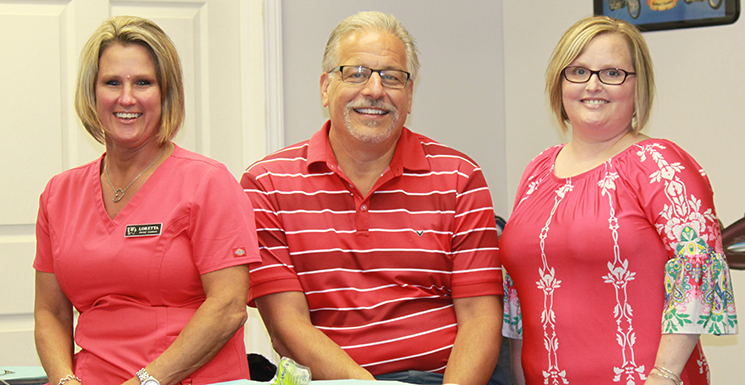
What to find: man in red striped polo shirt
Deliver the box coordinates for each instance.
[241,11,505,385]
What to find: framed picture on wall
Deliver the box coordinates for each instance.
[594,0,740,31]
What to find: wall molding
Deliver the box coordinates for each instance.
[263,0,284,154]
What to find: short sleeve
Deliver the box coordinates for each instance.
[240,166,304,305]
[635,142,737,335]
[450,166,502,298]
[189,164,261,274]
[33,179,54,273]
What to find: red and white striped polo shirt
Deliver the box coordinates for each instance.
[241,121,502,375]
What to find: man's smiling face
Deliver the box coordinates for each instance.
[321,29,413,145]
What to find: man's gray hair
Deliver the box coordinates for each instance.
[322,11,420,80]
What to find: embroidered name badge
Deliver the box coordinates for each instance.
[125,223,163,237]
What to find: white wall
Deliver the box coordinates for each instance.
[279,0,508,215]
[503,2,745,383]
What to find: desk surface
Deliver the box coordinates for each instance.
[214,381,405,385]
[0,368,404,385]
[0,366,48,383]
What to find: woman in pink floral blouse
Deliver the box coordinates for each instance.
[500,16,737,385]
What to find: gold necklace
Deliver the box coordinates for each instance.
[104,147,166,203]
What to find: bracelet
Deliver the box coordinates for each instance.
[651,366,683,385]
[58,374,81,385]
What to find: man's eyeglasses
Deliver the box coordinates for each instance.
[562,66,635,85]
[331,66,411,89]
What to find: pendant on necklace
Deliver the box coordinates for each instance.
[104,146,167,203]
[113,189,126,202]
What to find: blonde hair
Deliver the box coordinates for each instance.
[546,16,655,133]
[75,16,184,144]
[322,11,420,81]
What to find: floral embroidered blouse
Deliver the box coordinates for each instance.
[500,139,737,385]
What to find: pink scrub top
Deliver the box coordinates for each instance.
[34,145,260,384]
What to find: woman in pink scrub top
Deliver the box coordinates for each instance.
[33,16,260,385]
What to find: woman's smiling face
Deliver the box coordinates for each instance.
[561,33,636,141]
[96,42,162,149]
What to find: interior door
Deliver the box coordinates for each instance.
[0,0,272,366]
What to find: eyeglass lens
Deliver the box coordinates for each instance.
[563,66,632,85]
[339,66,409,88]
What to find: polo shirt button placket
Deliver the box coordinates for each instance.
[356,201,370,234]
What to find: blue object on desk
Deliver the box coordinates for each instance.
[0,367,47,385]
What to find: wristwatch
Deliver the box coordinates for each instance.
[136,368,161,385]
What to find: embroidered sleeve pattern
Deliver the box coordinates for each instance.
[502,270,522,339]
[638,143,738,335]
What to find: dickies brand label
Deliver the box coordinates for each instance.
[125,223,162,237]
[233,247,247,257]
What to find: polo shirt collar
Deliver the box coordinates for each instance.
[307,121,337,170]
[388,124,430,175]
[306,120,431,175]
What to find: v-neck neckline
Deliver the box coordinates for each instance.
[96,147,174,228]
